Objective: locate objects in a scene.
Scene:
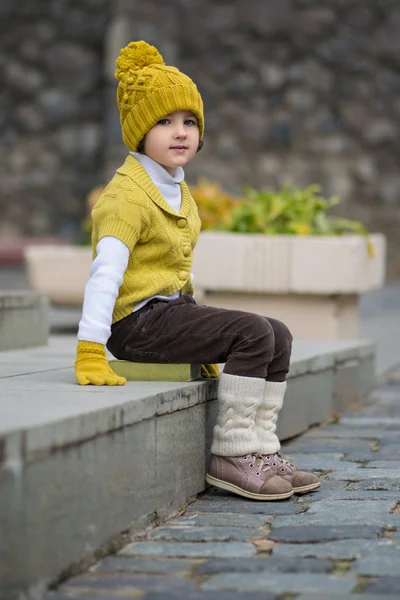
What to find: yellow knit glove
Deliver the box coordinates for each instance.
[75,341,126,386]
[201,364,220,378]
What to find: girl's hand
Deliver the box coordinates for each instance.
[75,341,126,386]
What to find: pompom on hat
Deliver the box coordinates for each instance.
[115,41,204,152]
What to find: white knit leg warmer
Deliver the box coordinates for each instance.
[255,380,287,454]
[211,372,265,456]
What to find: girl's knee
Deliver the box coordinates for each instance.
[269,318,293,349]
[243,313,275,341]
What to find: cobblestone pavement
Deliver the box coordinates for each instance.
[45,366,400,600]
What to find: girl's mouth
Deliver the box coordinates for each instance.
[170,146,188,153]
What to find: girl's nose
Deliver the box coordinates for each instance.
[174,124,187,138]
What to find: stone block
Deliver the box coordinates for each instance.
[326,468,400,481]
[271,539,394,560]
[141,592,277,600]
[269,524,382,543]
[301,426,382,439]
[283,438,373,453]
[188,498,300,516]
[368,460,400,468]
[354,551,400,576]
[362,577,400,596]
[0,291,48,351]
[272,513,400,529]
[58,572,195,594]
[45,593,117,600]
[93,556,193,575]
[369,386,400,405]
[340,415,400,427]
[306,499,393,515]
[378,446,400,457]
[296,595,398,600]
[298,489,400,504]
[120,541,257,558]
[295,482,350,504]
[284,454,353,472]
[202,572,356,594]
[172,512,268,528]
[193,556,333,575]
[379,432,400,445]
[344,450,386,461]
[150,526,261,542]
[347,479,400,491]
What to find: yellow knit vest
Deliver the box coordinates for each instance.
[91,156,201,323]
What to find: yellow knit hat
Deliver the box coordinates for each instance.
[115,41,204,152]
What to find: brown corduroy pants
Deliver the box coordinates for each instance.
[107,295,293,382]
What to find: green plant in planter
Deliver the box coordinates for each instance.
[193,181,374,257]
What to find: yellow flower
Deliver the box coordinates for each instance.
[86,186,104,211]
[290,222,312,235]
[191,178,242,230]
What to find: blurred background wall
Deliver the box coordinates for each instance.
[0,0,109,240]
[1,0,400,277]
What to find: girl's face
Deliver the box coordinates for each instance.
[143,110,200,175]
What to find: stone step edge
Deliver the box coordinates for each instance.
[0,339,375,465]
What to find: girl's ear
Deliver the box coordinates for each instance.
[196,140,204,153]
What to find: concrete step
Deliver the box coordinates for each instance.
[0,335,375,599]
[0,291,49,351]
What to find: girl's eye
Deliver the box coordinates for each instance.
[157,119,169,125]
[185,119,197,126]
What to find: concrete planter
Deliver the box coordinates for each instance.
[193,232,386,339]
[24,245,92,305]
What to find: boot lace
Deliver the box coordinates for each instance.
[243,453,275,476]
[263,451,296,472]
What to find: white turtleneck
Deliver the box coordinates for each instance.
[130,152,184,212]
[77,153,190,345]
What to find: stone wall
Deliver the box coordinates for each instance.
[0,0,109,240]
[1,0,400,277]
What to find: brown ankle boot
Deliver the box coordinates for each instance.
[206,453,294,501]
[262,452,320,493]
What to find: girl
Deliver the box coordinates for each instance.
[75,41,320,501]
